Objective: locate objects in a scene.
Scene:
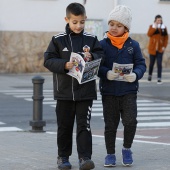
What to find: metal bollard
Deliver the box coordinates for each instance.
[29,75,46,132]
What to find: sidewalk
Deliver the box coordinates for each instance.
[0,131,170,170]
[138,68,170,102]
[0,70,170,170]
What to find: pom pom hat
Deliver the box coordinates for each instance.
[107,5,132,30]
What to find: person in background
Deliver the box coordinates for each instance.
[44,2,104,170]
[147,14,168,84]
[98,5,146,167]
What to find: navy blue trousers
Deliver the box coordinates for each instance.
[148,52,163,79]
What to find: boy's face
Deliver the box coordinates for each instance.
[108,20,128,37]
[65,14,87,34]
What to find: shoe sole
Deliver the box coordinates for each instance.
[122,162,133,167]
[104,164,116,167]
[79,160,95,170]
[58,168,71,170]
[58,165,71,170]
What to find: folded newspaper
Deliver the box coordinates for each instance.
[67,52,101,84]
[112,63,133,81]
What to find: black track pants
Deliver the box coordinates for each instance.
[56,100,93,159]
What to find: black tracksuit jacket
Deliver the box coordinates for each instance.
[44,24,104,101]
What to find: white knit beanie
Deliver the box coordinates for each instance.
[107,5,132,30]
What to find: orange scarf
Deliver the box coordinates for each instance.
[107,32,129,49]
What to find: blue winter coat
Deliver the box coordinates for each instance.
[98,37,146,96]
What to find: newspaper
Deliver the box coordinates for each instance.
[67,52,101,84]
[112,63,133,81]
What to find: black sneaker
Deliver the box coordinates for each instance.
[157,79,162,84]
[148,75,152,82]
[79,157,95,170]
[57,156,72,170]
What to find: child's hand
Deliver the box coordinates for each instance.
[124,73,136,82]
[65,62,74,70]
[84,52,92,62]
[107,70,119,80]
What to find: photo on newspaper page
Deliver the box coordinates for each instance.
[67,52,85,84]
[80,58,101,84]
[112,63,133,81]
[67,52,101,84]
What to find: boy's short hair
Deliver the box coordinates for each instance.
[66,3,86,18]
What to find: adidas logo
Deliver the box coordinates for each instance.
[62,47,68,51]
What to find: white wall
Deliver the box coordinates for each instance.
[0,0,114,32]
[0,0,170,34]
[118,0,170,34]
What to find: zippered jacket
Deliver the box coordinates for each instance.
[44,24,104,100]
[98,37,146,96]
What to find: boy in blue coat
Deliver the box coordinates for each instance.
[98,5,146,167]
[44,2,104,170]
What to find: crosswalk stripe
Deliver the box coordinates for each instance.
[14,95,33,98]
[0,122,5,125]
[137,122,170,127]
[14,94,53,98]
[138,107,170,111]
[87,107,170,112]
[43,101,56,105]
[137,100,154,103]
[1,90,170,128]
[0,127,23,132]
[138,111,170,116]
[0,121,23,132]
[137,116,170,120]
[137,103,170,106]
[93,111,170,116]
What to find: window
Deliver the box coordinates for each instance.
[85,19,103,40]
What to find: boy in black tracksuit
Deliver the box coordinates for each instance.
[44,3,104,170]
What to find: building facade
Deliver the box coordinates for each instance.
[0,0,170,73]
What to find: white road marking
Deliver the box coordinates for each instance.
[0,122,5,125]
[0,127,23,132]
[137,116,170,120]
[137,122,170,127]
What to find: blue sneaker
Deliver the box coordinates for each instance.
[104,154,116,167]
[79,157,95,170]
[57,156,72,170]
[122,148,133,166]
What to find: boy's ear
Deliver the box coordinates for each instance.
[65,17,69,23]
